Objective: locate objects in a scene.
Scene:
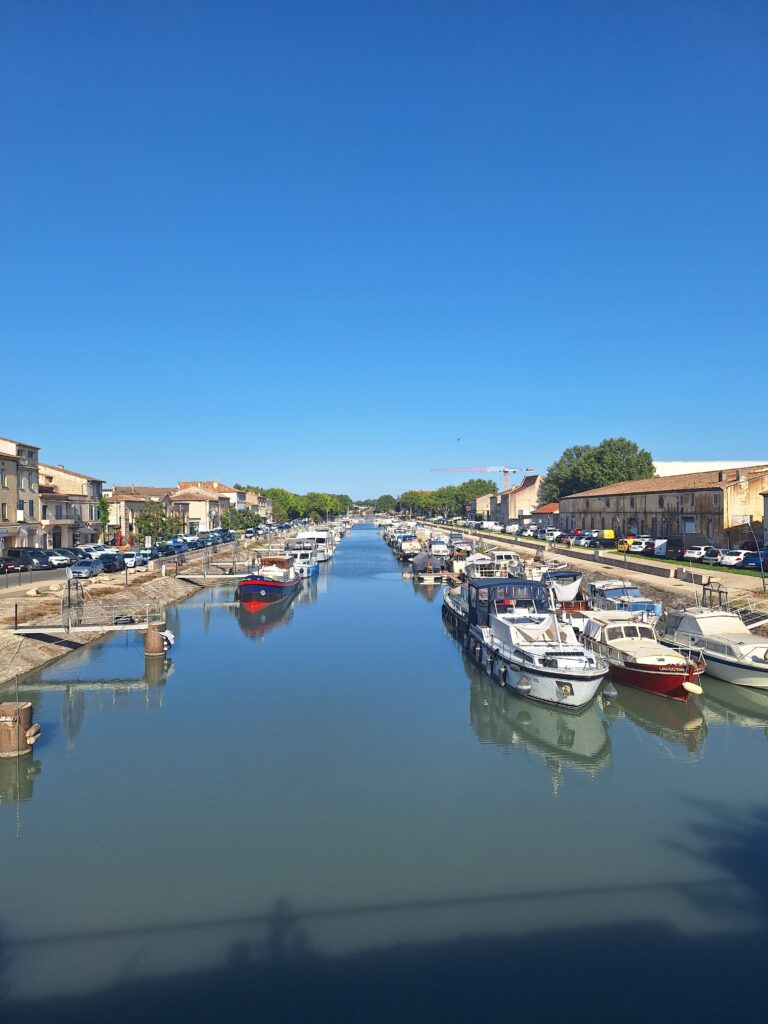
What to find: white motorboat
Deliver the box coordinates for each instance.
[455,578,609,710]
[587,579,663,618]
[658,607,768,688]
[295,530,334,562]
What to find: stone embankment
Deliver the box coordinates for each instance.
[0,541,262,692]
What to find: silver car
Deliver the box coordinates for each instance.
[70,558,104,579]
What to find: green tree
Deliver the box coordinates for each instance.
[98,494,111,540]
[541,437,654,502]
[134,502,171,543]
[374,494,397,512]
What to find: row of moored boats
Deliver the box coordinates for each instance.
[380,520,768,711]
[235,523,350,606]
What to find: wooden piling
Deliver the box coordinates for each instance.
[144,622,167,657]
[0,702,38,758]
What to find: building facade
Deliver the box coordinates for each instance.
[38,463,105,548]
[559,467,768,546]
[529,502,561,530]
[489,474,543,527]
[465,493,495,520]
[0,437,41,553]
[178,481,273,523]
[105,486,174,542]
[171,487,229,533]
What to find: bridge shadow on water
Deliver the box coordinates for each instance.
[3,799,768,1023]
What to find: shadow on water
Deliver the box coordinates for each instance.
[3,823,768,1024]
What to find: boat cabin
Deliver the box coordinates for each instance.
[260,555,295,570]
[466,579,554,628]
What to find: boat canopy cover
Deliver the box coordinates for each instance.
[412,552,447,572]
[467,578,552,628]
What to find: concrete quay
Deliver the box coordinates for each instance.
[0,537,268,691]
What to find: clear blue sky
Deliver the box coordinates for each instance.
[2,1,766,497]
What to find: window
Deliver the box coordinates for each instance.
[658,495,664,508]
[19,473,27,491]
[713,491,721,508]
[28,500,34,516]
[17,499,23,511]
[0,467,6,488]
[55,504,62,519]
[42,504,48,519]
[629,496,635,508]
[1,503,6,521]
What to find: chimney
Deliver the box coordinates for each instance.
[56,464,64,469]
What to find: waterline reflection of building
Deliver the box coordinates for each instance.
[602,685,708,758]
[410,579,443,603]
[466,656,611,794]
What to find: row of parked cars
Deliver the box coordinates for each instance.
[0,530,239,577]
[552,530,768,571]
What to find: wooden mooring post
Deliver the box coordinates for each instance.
[0,702,41,758]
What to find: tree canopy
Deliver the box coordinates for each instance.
[398,478,497,517]
[541,438,654,502]
[133,502,181,542]
[234,484,353,523]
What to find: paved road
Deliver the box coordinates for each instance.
[0,542,241,599]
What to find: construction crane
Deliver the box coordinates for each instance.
[431,466,535,490]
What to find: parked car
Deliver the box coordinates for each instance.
[0,556,26,574]
[139,546,161,560]
[3,551,37,570]
[52,548,78,565]
[46,551,72,567]
[683,545,709,562]
[17,548,54,569]
[628,536,652,554]
[122,551,146,568]
[99,552,126,573]
[71,558,104,579]
[616,536,636,553]
[700,546,727,565]
[665,534,710,560]
[740,551,768,572]
[721,549,751,567]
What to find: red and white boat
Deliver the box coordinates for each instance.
[580,611,704,701]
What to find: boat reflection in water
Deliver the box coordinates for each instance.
[466,656,611,794]
[602,684,707,757]
[698,676,768,736]
[234,590,298,640]
[410,579,443,604]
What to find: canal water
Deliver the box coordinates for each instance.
[2,525,768,1022]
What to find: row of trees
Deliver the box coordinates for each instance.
[398,479,498,517]
[541,438,654,502]
[235,485,353,524]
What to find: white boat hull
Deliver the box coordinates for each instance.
[467,635,606,710]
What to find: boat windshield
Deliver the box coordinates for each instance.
[604,586,642,598]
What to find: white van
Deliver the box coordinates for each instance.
[544,528,563,542]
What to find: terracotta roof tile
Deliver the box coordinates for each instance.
[563,466,768,499]
[38,462,105,482]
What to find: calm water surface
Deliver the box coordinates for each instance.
[2,525,768,1022]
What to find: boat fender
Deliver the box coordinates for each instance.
[517,681,532,695]
[682,680,703,696]
[602,683,618,701]
[499,666,506,686]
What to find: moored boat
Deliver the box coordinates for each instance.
[235,555,301,607]
[658,607,768,688]
[587,579,662,618]
[580,610,704,701]
[447,578,609,710]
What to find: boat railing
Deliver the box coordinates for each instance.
[664,628,754,663]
